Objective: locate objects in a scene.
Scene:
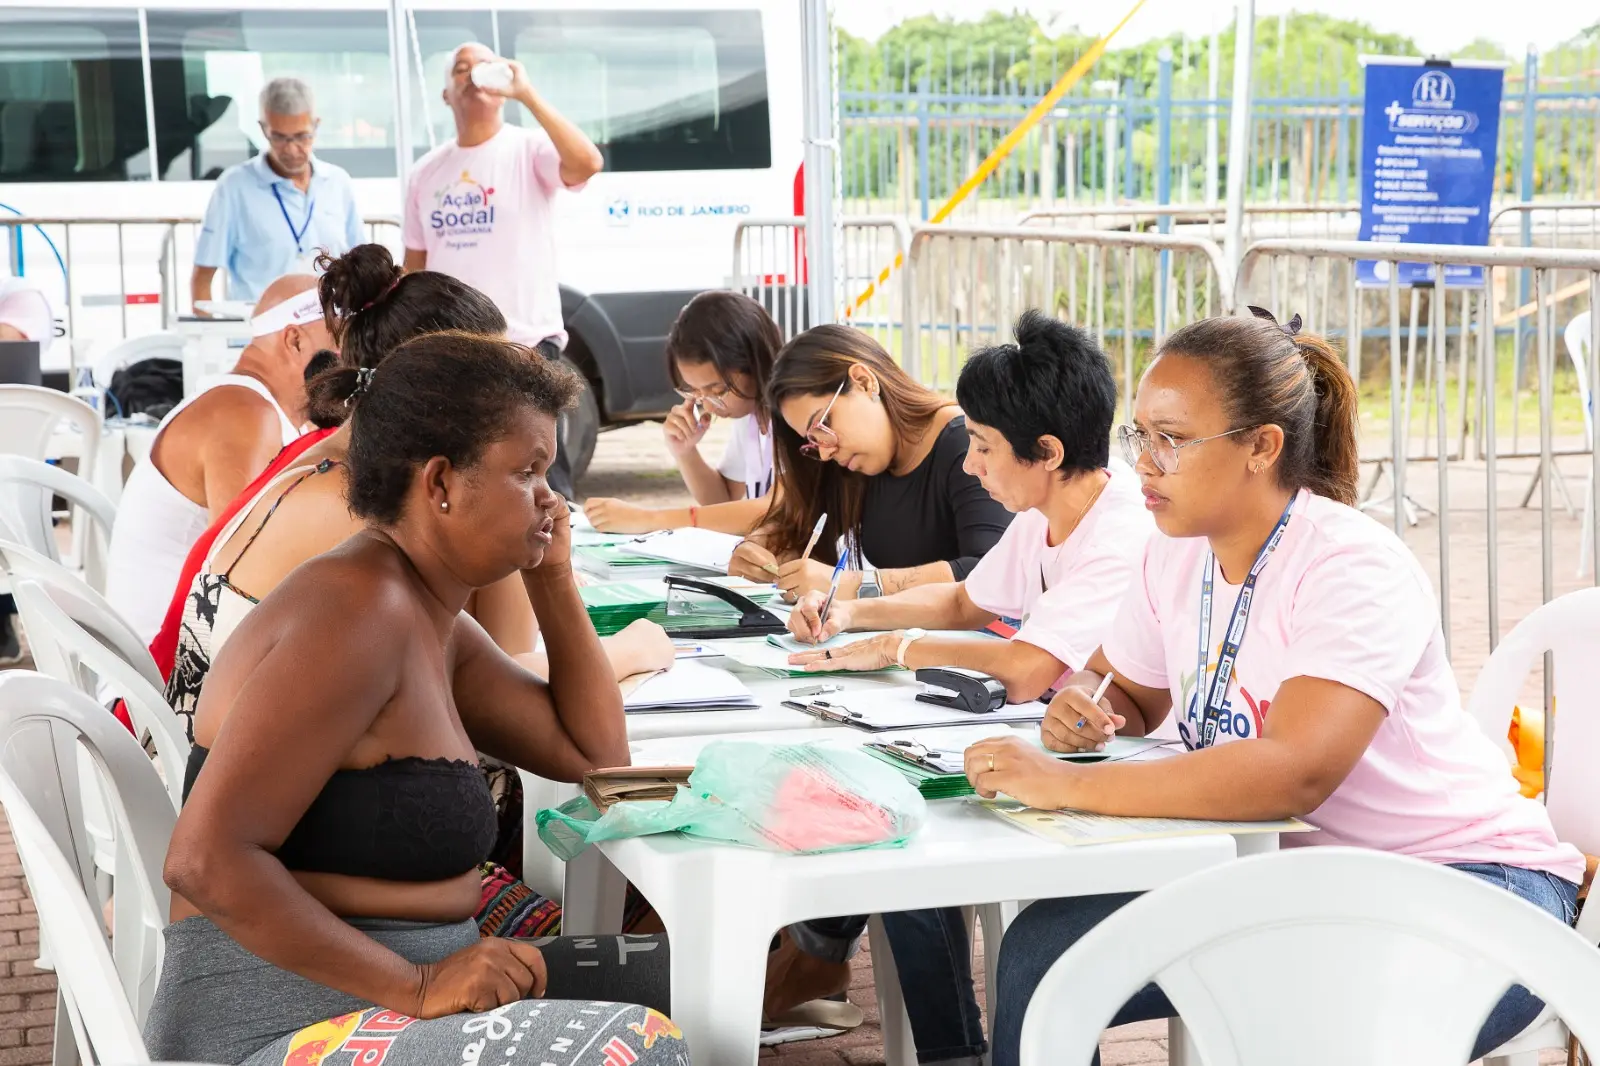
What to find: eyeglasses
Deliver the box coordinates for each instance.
[673,383,734,411]
[1117,423,1253,475]
[798,381,847,459]
[260,123,318,149]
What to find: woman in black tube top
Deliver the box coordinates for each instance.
[145,332,683,1066]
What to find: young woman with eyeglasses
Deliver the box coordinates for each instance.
[955,311,1583,1066]
[728,325,1014,616]
[584,291,781,535]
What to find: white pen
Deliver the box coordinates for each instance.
[1074,673,1117,734]
[800,513,828,563]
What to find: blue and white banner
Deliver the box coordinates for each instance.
[1357,61,1504,287]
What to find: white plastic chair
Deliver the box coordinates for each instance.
[0,777,150,1066]
[0,454,118,593]
[0,671,174,1032]
[1017,847,1600,1066]
[1463,586,1600,1065]
[1567,312,1596,577]
[0,540,161,694]
[9,573,188,807]
[91,332,187,393]
[0,384,101,475]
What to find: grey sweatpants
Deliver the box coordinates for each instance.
[144,916,681,1066]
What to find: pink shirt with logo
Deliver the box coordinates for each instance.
[403,125,583,347]
[963,462,1154,694]
[1102,489,1584,881]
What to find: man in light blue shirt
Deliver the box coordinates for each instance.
[191,77,365,307]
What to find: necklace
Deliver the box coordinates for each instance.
[1062,470,1109,539]
[1040,471,1110,593]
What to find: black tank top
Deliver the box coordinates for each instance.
[183,745,497,882]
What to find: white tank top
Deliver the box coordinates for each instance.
[104,375,300,645]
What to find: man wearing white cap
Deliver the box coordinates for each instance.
[105,275,331,644]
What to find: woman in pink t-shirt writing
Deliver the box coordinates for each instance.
[961,310,1585,1066]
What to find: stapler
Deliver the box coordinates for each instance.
[914,666,1006,713]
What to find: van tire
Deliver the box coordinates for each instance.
[560,358,600,486]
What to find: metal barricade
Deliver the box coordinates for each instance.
[899,224,1231,408]
[1237,239,1600,699]
[1017,202,1363,246]
[729,216,912,350]
[3,214,410,366]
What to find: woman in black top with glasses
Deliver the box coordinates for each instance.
[729,325,1013,603]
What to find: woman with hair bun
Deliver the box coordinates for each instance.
[161,244,671,889]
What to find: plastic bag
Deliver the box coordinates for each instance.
[536,740,927,861]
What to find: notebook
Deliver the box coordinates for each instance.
[621,660,759,713]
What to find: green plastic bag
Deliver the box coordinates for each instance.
[536,740,928,861]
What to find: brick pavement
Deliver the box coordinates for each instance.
[0,422,1586,1064]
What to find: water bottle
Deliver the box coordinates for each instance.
[471,61,514,92]
[71,366,103,417]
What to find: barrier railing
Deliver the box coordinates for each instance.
[0,215,407,366]
[729,216,912,351]
[899,224,1232,408]
[1236,239,1600,708]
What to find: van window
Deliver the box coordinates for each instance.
[501,9,770,172]
[403,10,495,160]
[147,8,395,181]
[0,9,151,183]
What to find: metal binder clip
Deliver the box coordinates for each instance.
[789,682,843,698]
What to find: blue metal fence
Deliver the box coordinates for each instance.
[838,33,1600,220]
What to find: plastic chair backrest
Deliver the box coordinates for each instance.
[0,672,174,1030]
[0,774,150,1065]
[1463,587,1600,857]
[8,575,187,807]
[0,455,118,591]
[1019,847,1600,1066]
[0,384,101,474]
[1,543,161,690]
[92,332,186,392]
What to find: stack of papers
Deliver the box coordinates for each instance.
[621,660,759,713]
[581,581,667,635]
[619,528,744,573]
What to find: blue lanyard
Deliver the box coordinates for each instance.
[271,184,315,253]
[1192,494,1297,749]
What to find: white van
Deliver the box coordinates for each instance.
[0,0,802,473]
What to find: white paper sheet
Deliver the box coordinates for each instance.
[619,528,744,573]
[622,660,759,712]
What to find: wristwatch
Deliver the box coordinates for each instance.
[858,568,882,599]
[895,628,927,668]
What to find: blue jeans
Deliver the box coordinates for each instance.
[983,862,1581,1066]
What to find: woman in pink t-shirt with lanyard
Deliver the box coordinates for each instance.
[963,309,1585,1066]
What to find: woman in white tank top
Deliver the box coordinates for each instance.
[105,374,301,644]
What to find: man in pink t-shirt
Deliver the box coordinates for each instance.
[402,42,602,497]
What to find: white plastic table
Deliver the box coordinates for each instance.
[562,727,1278,1066]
